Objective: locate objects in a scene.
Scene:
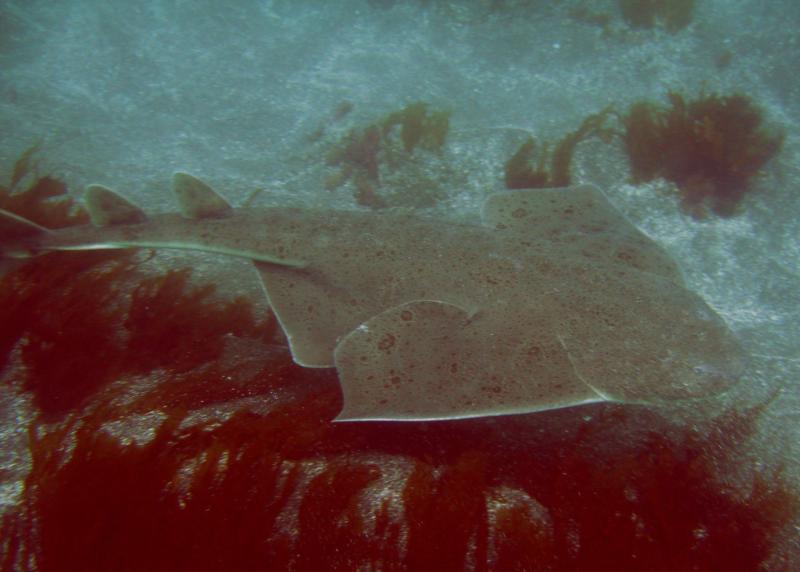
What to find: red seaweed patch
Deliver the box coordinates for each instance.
[323,101,450,209]
[622,92,784,217]
[1,333,796,571]
[1,146,88,229]
[504,108,613,190]
[125,268,274,375]
[0,251,135,418]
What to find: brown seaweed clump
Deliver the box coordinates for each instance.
[623,92,784,217]
[0,145,88,228]
[618,0,695,32]
[325,102,450,208]
[504,108,613,190]
[382,102,450,154]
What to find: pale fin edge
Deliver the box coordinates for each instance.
[54,240,307,268]
[173,172,233,219]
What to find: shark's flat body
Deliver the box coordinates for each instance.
[0,174,744,421]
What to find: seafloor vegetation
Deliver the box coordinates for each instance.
[502,91,783,218]
[0,173,796,571]
[617,0,696,32]
[504,108,614,189]
[324,101,450,208]
[622,92,784,217]
[0,145,88,228]
[371,1,697,35]
[312,89,784,218]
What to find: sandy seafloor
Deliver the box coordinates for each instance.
[0,0,798,566]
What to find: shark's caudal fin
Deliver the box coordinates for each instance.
[0,209,52,258]
[0,181,152,259]
[0,172,237,260]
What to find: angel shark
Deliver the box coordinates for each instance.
[0,173,744,421]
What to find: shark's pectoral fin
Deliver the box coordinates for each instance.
[333,300,475,422]
[333,300,607,422]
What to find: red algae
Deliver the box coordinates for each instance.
[3,373,797,572]
[0,176,275,419]
[1,290,798,572]
[493,503,555,571]
[618,0,696,33]
[0,253,275,420]
[30,417,185,571]
[122,359,290,416]
[124,268,273,374]
[504,108,613,190]
[323,102,450,207]
[0,172,115,401]
[0,175,89,229]
[623,92,784,217]
[403,451,490,571]
[382,102,450,154]
[0,251,135,418]
[294,461,383,570]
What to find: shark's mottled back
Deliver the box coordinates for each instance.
[0,173,745,421]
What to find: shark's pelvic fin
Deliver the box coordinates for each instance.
[173,172,233,219]
[85,184,149,227]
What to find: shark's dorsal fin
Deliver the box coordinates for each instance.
[173,172,233,219]
[85,184,148,227]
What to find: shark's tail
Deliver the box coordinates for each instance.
[1,172,241,262]
[0,180,153,260]
[0,209,52,259]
